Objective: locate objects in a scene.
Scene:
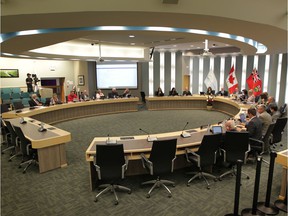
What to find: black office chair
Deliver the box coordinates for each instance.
[1,118,12,153]
[271,117,287,149]
[4,120,21,161]
[185,133,222,189]
[12,101,24,110]
[279,103,287,117]
[140,138,177,198]
[1,103,10,113]
[13,126,38,174]
[93,144,131,205]
[219,131,250,180]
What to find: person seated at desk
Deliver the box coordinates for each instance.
[67,90,78,102]
[239,89,248,102]
[247,89,255,103]
[169,87,178,96]
[216,87,228,96]
[108,88,119,99]
[80,90,90,101]
[122,88,131,98]
[29,93,43,106]
[257,104,272,136]
[94,89,105,99]
[182,87,192,96]
[269,103,281,123]
[225,120,237,132]
[155,87,164,96]
[50,93,62,105]
[206,86,214,96]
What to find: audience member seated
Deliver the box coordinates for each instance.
[94,89,105,99]
[169,87,178,96]
[244,108,263,140]
[269,103,281,123]
[108,88,119,99]
[247,89,255,103]
[80,90,90,101]
[216,87,228,96]
[182,87,192,96]
[50,93,62,105]
[206,86,213,96]
[155,87,164,96]
[266,96,276,113]
[122,88,131,98]
[29,94,43,106]
[239,89,248,101]
[257,104,272,136]
[225,120,237,132]
[67,90,78,102]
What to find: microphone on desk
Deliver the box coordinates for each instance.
[139,128,157,142]
[181,122,191,138]
[38,122,47,132]
[15,113,27,124]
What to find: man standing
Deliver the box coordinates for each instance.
[26,73,33,93]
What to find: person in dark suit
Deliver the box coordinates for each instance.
[169,87,178,96]
[29,93,43,106]
[108,88,119,98]
[26,73,33,93]
[216,87,228,96]
[182,87,192,96]
[155,87,164,96]
[245,108,263,140]
[206,86,214,95]
[122,88,131,97]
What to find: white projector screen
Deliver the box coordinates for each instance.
[96,63,138,89]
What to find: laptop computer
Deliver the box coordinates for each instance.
[239,113,246,123]
[100,96,105,100]
[212,126,223,134]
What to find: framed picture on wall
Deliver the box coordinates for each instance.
[78,75,85,86]
[0,69,19,78]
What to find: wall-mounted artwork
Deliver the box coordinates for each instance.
[0,69,19,78]
[78,75,85,86]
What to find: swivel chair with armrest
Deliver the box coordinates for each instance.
[219,131,250,180]
[3,120,21,161]
[270,117,287,149]
[93,144,131,205]
[141,138,177,198]
[1,119,12,153]
[185,133,222,189]
[13,126,38,173]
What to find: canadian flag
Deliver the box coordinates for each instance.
[247,68,262,96]
[226,65,238,94]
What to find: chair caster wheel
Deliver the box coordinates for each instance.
[146,194,150,198]
[168,194,172,198]
[8,159,11,162]
[114,201,118,205]
[207,187,210,190]
[246,176,250,179]
[94,198,98,202]
[187,183,190,187]
[22,171,26,174]
[128,190,132,194]
[218,178,222,181]
[172,184,175,187]
[213,178,217,182]
[18,166,21,169]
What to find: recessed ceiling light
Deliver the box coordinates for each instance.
[129,35,135,38]
[173,45,177,47]
[190,45,194,47]
[130,43,135,45]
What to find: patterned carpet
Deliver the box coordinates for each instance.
[1,109,287,216]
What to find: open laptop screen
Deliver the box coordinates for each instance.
[239,113,246,123]
[212,126,222,134]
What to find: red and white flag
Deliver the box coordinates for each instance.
[226,65,238,94]
[247,68,262,96]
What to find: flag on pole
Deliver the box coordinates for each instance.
[226,65,238,94]
[204,69,218,92]
[247,68,262,96]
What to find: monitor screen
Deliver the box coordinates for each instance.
[212,126,222,134]
[240,113,246,123]
[96,63,138,89]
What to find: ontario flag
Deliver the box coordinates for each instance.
[247,68,262,96]
[226,65,238,94]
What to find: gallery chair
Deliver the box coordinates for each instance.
[141,138,177,198]
[13,126,38,173]
[93,144,131,205]
[185,133,222,189]
[219,131,250,180]
[271,117,287,149]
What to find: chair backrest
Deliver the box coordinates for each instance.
[140,91,146,103]
[13,101,24,110]
[4,120,18,145]
[271,117,287,144]
[13,125,31,155]
[1,104,9,113]
[11,93,21,99]
[279,103,287,117]
[95,144,125,180]
[149,138,177,175]
[262,122,275,145]
[197,133,222,167]
[222,131,250,163]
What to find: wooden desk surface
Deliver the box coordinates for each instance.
[276,149,288,168]
[7,117,71,149]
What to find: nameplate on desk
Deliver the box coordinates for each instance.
[106,139,117,144]
[147,136,157,142]
[120,137,135,140]
[181,132,191,138]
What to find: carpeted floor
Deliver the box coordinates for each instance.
[1,109,287,216]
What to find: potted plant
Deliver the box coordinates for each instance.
[206,95,214,110]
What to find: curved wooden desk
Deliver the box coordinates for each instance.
[86,96,250,190]
[2,97,139,124]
